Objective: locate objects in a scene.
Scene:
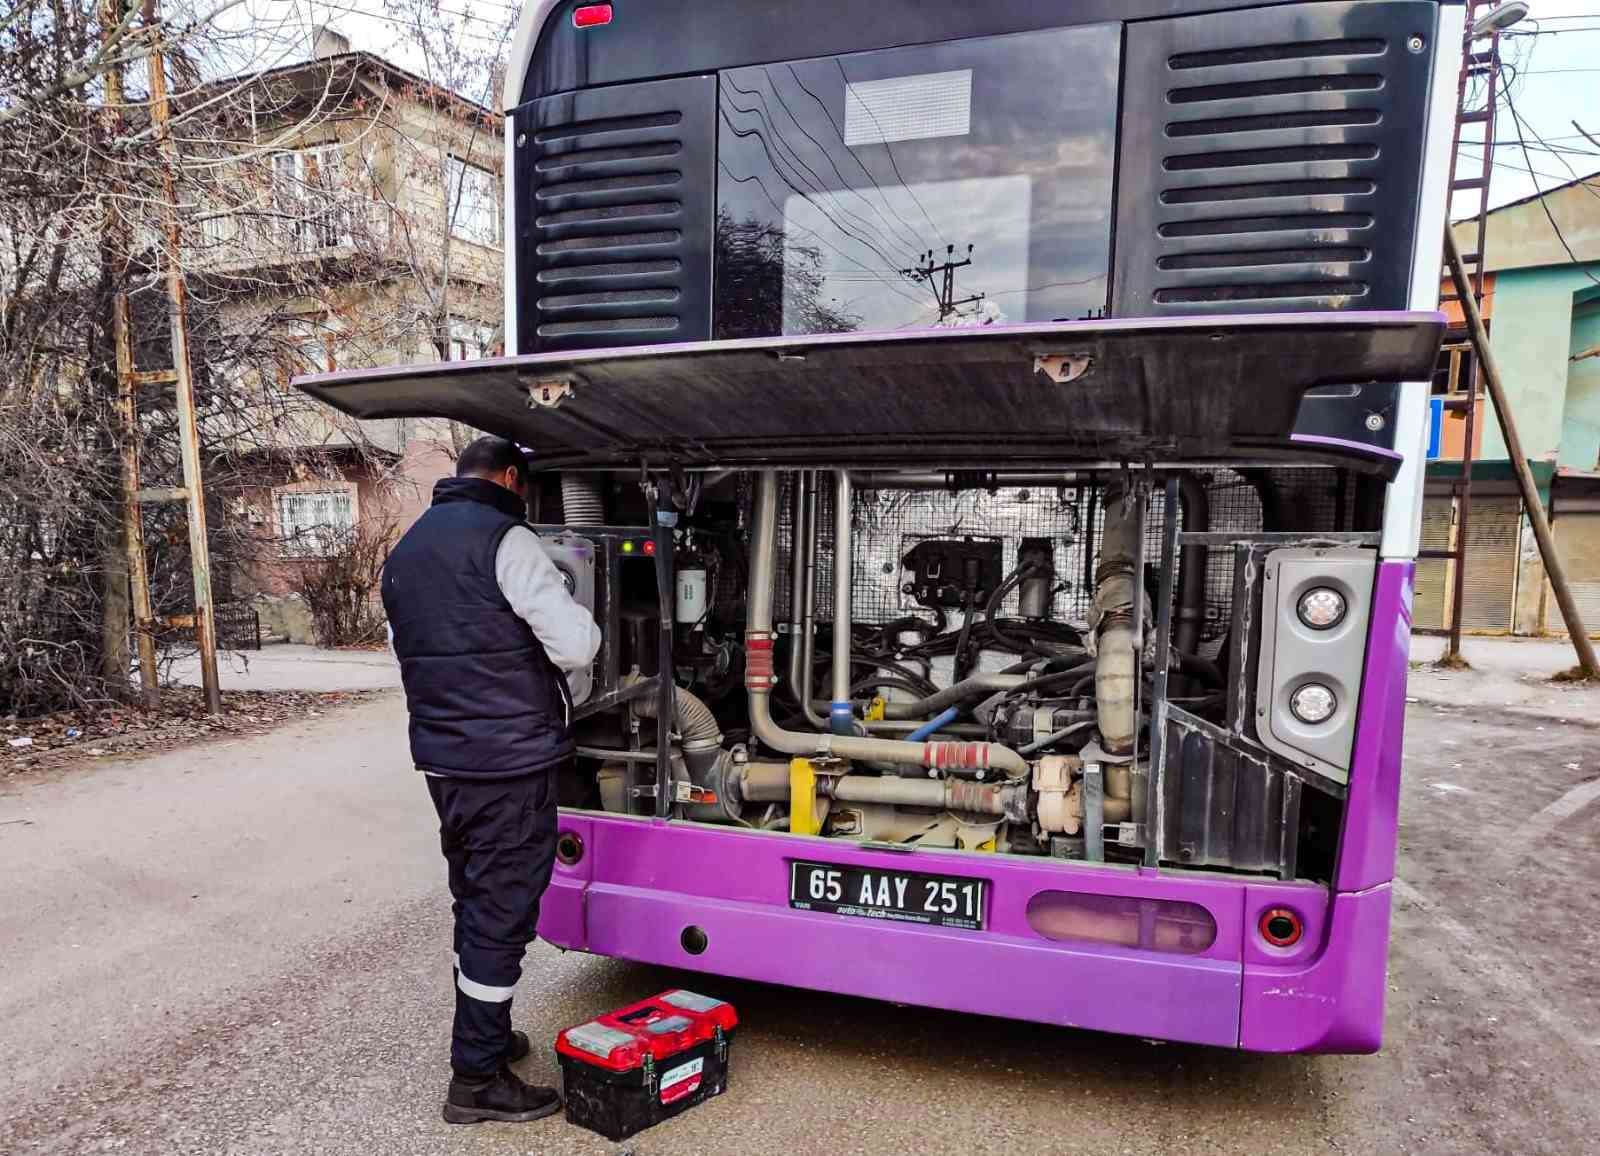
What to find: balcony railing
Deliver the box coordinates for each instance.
[184,196,394,271]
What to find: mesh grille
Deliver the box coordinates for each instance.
[766,470,1346,649]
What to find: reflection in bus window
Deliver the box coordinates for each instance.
[714,25,1120,338]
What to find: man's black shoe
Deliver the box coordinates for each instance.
[442,1065,561,1125]
[506,1030,530,1064]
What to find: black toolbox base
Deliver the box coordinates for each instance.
[559,1036,731,1143]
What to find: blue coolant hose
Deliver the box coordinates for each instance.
[905,706,961,742]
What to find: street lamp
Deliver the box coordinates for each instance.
[1470,2,1528,39]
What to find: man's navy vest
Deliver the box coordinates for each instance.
[382,476,573,779]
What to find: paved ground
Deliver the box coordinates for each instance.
[3,639,1598,1155]
[168,645,401,693]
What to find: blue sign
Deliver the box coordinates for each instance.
[1427,397,1444,460]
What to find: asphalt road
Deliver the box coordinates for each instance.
[3,662,1598,1155]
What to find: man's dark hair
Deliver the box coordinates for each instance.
[456,435,529,483]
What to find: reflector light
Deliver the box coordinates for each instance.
[1289,682,1337,724]
[572,3,612,27]
[643,539,657,556]
[1259,907,1304,948]
[1297,586,1347,630]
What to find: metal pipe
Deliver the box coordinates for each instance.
[734,760,1026,819]
[1174,473,1210,659]
[787,471,809,708]
[747,470,1031,779]
[795,472,828,729]
[831,470,854,734]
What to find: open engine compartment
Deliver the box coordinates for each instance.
[543,464,1379,886]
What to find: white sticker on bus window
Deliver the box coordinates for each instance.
[844,69,972,146]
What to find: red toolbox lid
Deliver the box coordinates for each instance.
[556,990,738,1073]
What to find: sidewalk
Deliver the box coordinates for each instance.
[1407,633,1600,721]
[167,643,400,692]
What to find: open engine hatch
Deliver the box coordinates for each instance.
[293,313,1443,474]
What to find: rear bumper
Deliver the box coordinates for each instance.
[540,815,1392,1053]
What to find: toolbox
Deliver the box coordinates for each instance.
[555,989,738,1142]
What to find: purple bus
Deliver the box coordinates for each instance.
[299,0,1463,1052]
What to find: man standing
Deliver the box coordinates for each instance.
[383,435,601,1125]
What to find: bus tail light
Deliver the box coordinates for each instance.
[1258,907,1304,947]
[572,4,613,28]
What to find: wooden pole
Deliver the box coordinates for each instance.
[103,0,160,708]
[1444,230,1600,676]
[144,0,222,711]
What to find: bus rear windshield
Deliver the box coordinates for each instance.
[713,24,1120,339]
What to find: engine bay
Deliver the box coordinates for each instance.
[539,465,1380,886]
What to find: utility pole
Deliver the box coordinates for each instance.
[143,0,222,712]
[1445,231,1599,678]
[103,0,161,709]
[902,244,984,323]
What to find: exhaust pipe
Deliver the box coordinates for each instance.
[1094,485,1140,757]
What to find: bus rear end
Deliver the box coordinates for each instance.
[300,0,1461,1052]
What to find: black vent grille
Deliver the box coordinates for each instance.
[1113,1,1435,316]
[516,76,716,353]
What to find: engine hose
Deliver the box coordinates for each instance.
[628,679,723,777]
[560,474,606,525]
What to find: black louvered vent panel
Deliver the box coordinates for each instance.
[1112,1,1436,317]
[515,76,716,353]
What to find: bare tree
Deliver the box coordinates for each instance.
[0,1,415,713]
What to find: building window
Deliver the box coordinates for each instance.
[448,317,494,360]
[446,156,499,247]
[276,487,356,557]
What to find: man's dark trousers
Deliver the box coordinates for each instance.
[427,767,560,1076]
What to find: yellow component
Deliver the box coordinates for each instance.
[865,696,887,722]
[976,837,996,853]
[789,757,820,836]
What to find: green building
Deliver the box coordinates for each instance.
[1423,173,1600,638]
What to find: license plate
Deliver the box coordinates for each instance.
[789,860,986,930]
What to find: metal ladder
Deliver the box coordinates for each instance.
[1424,0,1504,657]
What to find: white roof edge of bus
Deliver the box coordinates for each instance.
[504,0,563,111]
[1382,2,1465,561]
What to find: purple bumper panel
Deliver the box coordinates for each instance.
[539,561,1414,1053]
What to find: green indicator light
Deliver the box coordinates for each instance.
[621,540,635,553]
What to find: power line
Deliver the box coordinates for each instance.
[1501,80,1600,286]
[717,105,917,279]
[716,161,928,312]
[721,72,930,260]
[821,59,949,249]
[718,85,924,266]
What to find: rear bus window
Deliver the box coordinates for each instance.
[714,25,1120,338]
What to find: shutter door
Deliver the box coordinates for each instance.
[1459,496,1519,633]
[1550,510,1600,638]
[1413,497,1453,631]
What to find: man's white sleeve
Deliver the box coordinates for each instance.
[495,526,603,697]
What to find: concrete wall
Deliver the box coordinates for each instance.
[1564,299,1600,473]
[1476,263,1600,465]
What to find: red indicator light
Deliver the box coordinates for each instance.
[642,539,657,556]
[572,3,612,27]
[1258,907,1304,948]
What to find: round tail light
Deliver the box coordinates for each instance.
[1259,907,1304,947]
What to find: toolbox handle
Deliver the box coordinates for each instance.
[616,1005,663,1024]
